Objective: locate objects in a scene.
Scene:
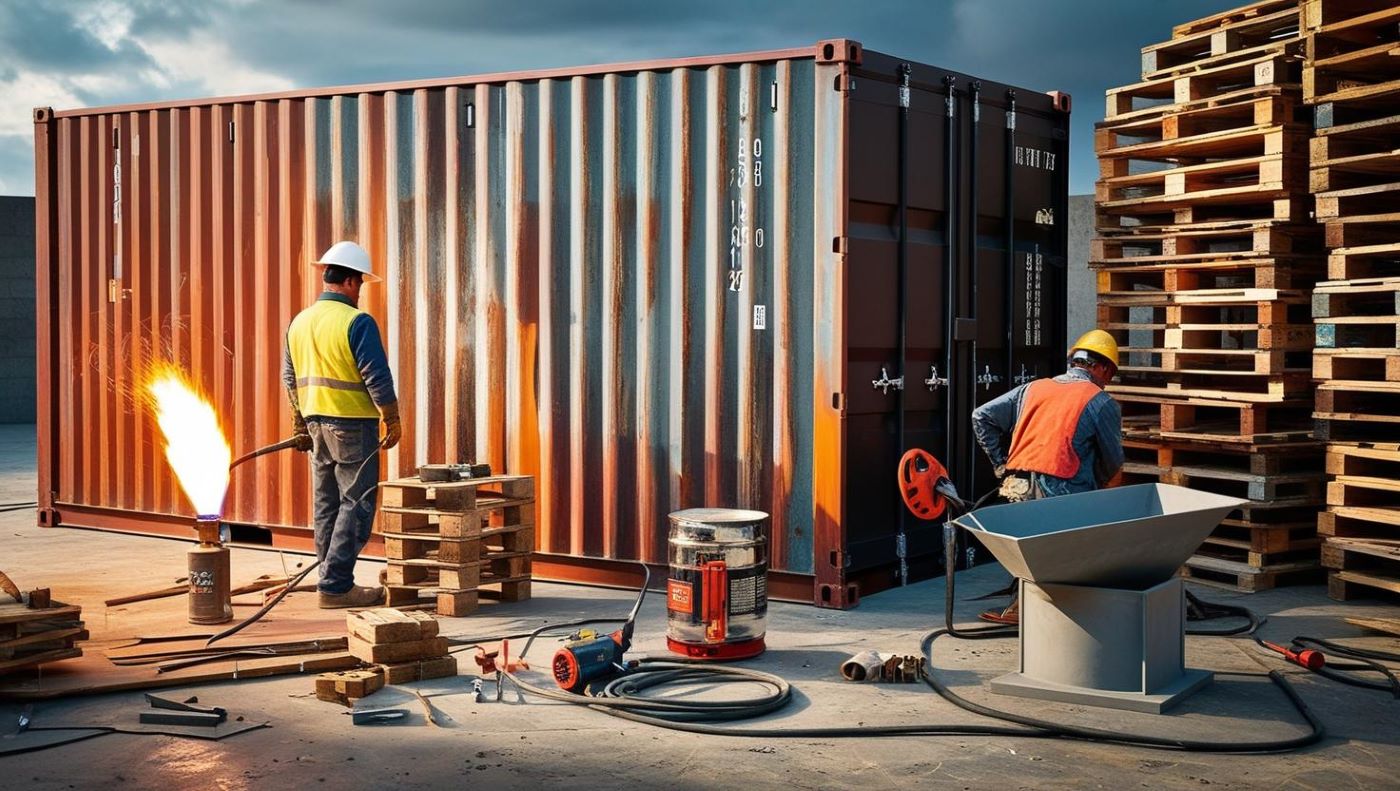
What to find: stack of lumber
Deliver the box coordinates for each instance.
[0,589,87,675]
[1304,0,1400,601]
[379,474,535,615]
[345,608,456,684]
[1096,0,1328,591]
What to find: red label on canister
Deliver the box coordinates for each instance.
[667,579,693,613]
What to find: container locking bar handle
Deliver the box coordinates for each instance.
[701,560,729,643]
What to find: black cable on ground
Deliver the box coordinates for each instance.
[204,560,320,647]
[1289,636,1400,697]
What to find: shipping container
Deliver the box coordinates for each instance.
[33,39,1070,607]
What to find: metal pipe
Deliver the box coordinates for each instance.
[966,81,981,506]
[896,63,912,587]
[228,436,303,472]
[941,75,957,491]
[1003,90,1017,401]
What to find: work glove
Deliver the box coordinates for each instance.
[379,402,402,450]
[288,390,312,452]
[993,464,1007,480]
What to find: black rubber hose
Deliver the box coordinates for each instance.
[203,560,320,647]
[1289,636,1400,696]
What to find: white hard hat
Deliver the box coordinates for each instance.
[314,240,379,282]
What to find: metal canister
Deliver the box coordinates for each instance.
[188,517,232,625]
[666,508,768,660]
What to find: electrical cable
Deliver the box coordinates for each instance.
[1286,636,1400,697]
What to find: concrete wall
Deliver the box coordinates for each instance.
[0,197,35,424]
[1067,194,1095,345]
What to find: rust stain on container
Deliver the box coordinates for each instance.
[34,40,1070,605]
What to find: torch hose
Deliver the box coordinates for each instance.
[228,436,304,472]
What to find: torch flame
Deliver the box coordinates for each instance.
[145,362,231,518]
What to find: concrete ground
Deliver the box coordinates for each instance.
[1,424,1399,789]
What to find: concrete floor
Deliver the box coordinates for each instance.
[1,424,1399,789]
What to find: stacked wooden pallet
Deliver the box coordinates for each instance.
[379,474,535,615]
[1304,0,1400,601]
[345,608,456,685]
[0,590,86,675]
[1096,0,1328,591]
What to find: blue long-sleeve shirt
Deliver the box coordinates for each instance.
[282,292,397,409]
[970,367,1123,496]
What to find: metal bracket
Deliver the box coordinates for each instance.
[924,365,948,391]
[944,75,956,118]
[976,365,1003,391]
[871,367,904,395]
[1013,364,1035,386]
[898,63,911,109]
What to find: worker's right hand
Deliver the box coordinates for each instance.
[291,412,313,452]
[379,402,402,450]
[993,464,1007,480]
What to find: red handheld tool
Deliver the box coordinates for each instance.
[1261,640,1325,671]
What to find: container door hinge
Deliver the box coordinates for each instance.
[944,75,956,117]
[977,365,1003,391]
[770,81,778,112]
[108,278,129,303]
[1013,364,1036,386]
[1005,89,1017,130]
[924,365,949,391]
[971,80,981,124]
[871,366,904,394]
[897,63,911,108]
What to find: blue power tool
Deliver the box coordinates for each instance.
[551,567,650,693]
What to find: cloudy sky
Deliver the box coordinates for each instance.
[1,0,1243,196]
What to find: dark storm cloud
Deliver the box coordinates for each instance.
[0,2,155,73]
[1,0,1251,195]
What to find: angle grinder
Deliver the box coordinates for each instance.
[552,566,649,693]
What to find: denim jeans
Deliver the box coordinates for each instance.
[306,417,379,594]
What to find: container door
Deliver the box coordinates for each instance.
[841,53,1070,593]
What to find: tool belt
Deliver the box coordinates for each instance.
[998,472,1042,503]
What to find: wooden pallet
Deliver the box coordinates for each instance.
[1303,4,1400,103]
[0,596,85,676]
[1092,220,1319,265]
[1177,0,1300,40]
[1095,257,1321,293]
[1181,554,1323,592]
[1320,505,1400,539]
[1325,242,1400,280]
[1144,2,1301,80]
[1106,52,1302,121]
[1097,92,1300,151]
[378,474,535,616]
[1321,536,1400,600]
[1313,385,1400,442]
[1118,393,1316,443]
[1308,114,1400,192]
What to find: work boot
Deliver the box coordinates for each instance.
[319,585,385,609]
[978,595,1019,626]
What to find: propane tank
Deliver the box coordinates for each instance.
[188,516,232,625]
[666,508,768,660]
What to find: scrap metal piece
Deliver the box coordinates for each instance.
[17,704,32,732]
[472,679,484,703]
[144,693,227,716]
[840,650,884,682]
[350,708,409,725]
[138,710,226,727]
[418,463,492,483]
[0,570,22,603]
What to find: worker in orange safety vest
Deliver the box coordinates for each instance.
[970,329,1125,624]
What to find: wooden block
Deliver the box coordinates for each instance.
[348,634,449,664]
[380,655,458,684]
[315,667,385,705]
[440,566,480,590]
[346,608,440,643]
[436,590,479,616]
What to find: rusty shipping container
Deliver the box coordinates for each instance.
[33,40,1069,607]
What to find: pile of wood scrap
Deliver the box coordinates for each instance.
[0,582,87,676]
[346,609,456,686]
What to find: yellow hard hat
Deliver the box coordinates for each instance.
[1069,329,1119,367]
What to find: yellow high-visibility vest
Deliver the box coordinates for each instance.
[286,298,378,419]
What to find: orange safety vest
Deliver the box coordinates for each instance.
[1005,378,1103,479]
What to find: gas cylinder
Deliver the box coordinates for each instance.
[666,508,768,660]
[188,517,232,625]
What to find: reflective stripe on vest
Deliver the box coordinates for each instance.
[1005,378,1102,479]
[286,299,378,419]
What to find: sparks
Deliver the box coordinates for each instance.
[145,362,232,518]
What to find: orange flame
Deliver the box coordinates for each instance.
[144,362,231,517]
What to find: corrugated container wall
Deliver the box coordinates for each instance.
[33,41,1070,606]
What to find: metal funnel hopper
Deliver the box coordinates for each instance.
[953,484,1245,589]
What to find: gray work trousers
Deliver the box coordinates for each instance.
[306,417,379,594]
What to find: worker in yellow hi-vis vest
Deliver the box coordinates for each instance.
[970,330,1124,625]
[283,241,401,609]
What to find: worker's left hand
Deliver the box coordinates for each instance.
[993,464,1007,479]
[379,402,402,450]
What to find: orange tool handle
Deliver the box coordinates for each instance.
[701,560,728,643]
[1263,640,1325,671]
